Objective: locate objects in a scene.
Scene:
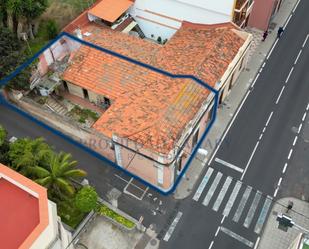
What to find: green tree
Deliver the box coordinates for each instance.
[8,137,52,175]
[0,125,10,164]
[31,152,87,198]
[46,19,58,39]
[0,125,7,147]
[75,186,98,213]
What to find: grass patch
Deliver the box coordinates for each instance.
[99,204,135,229]
[57,199,86,229]
[69,105,99,123]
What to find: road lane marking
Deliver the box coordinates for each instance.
[293,136,298,146]
[215,226,220,237]
[202,172,223,206]
[241,141,260,180]
[223,181,242,217]
[298,123,303,133]
[215,158,244,173]
[259,133,263,140]
[302,34,309,48]
[282,163,288,174]
[254,237,261,249]
[265,111,273,127]
[285,67,294,83]
[293,0,301,12]
[208,241,214,249]
[220,227,254,248]
[262,127,266,133]
[302,112,307,121]
[244,191,262,228]
[267,39,279,60]
[275,86,285,104]
[288,149,293,160]
[208,90,251,165]
[273,187,279,198]
[262,62,266,68]
[221,215,226,224]
[278,177,282,186]
[306,103,309,111]
[213,177,233,212]
[252,73,260,87]
[193,167,214,201]
[233,186,252,222]
[283,14,292,29]
[163,211,183,241]
[254,196,272,234]
[294,50,302,64]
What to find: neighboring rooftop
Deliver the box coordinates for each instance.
[0,164,49,249]
[63,20,246,154]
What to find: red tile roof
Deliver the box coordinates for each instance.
[63,21,246,154]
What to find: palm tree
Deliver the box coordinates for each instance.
[32,152,87,198]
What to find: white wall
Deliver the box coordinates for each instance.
[130,0,234,39]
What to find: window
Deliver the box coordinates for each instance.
[104,97,111,107]
[192,128,199,149]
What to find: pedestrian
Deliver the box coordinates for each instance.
[277,26,284,38]
[262,30,268,41]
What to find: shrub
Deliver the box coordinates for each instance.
[75,186,98,213]
[46,20,59,40]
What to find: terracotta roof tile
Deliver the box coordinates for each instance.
[63,21,247,154]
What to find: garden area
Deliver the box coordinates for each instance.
[0,124,136,230]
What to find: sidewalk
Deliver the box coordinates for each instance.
[174,0,299,200]
[258,197,309,249]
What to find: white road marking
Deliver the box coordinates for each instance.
[244,191,262,228]
[288,149,293,160]
[254,196,273,234]
[294,50,302,64]
[215,226,220,237]
[262,62,266,68]
[233,186,252,222]
[223,181,242,217]
[220,227,254,248]
[254,237,261,249]
[273,187,279,198]
[193,167,214,201]
[278,177,282,186]
[298,123,303,133]
[302,34,309,48]
[267,39,279,60]
[259,133,263,140]
[276,86,285,104]
[221,215,226,224]
[282,163,288,174]
[293,0,301,12]
[285,67,294,83]
[215,158,244,173]
[302,112,307,121]
[203,172,223,206]
[265,112,273,127]
[213,177,233,212]
[293,136,298,146]
[262,127,266,133]
[208,90,251,165]
[306,103,309,111]
[208,241,214,249]
[163,211,183,241]
[252,73,260,87]
[241,141,260,180]
[284,14,292,29]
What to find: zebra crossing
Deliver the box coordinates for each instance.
[193,167,273,234]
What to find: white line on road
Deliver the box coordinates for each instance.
[302,34,309,48]
[282,163,288,174]
[215,158,244,173]
[298,123,303,133]
[274,187,279,198]
[220,227,254,248]
[254,196,273,234]
[302,112,307,121]
[293,136,298,146]
[213,177,233,212]
[221,215,226,224]
[259,133,263,140]
[254,237,261,249]
[223,181,242,217]
[307,103,309,111]
[193,167,214,201]
[293,0,301,12]
[244,191,262,228]
[252,73,260,87]
[265,111,274,127]
[203,172,223,206]
[208,90,251,165]
[262,62,266,68]
[294,50,302,64]
[288,149,293,160]
[276,86,285,104]
[285,67,294,83]
[284,14,292,29]
[241,141,260,180]
[215,226,220,237]
[233,186,252,222]
[278,177,282,186]
[267,39,279,60]
[208,241,214,249]
[163,211,183,241]
[262,127,266,133]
